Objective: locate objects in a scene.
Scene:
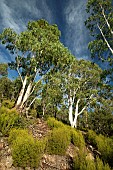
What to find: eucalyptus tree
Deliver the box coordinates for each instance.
[41,71,64,118]
[61,59,102,128]
[88,98,113,136]
[0,19,72,112]
[89,83,113,136]
[85,0,113,80]
[0,77,13,101]
[0,63,8,76]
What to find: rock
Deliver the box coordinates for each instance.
[86,153,94,160]
[0,142,4,150]
[41,154,72,170]
[5,156,13,169]
[66,143,77,158]
[7,148,11,155]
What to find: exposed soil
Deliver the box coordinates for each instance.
[0,118,75,170]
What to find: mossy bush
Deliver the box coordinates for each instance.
[71,129,85,149]
[86,130,113,167]
[86,130,97,147]
[0,106,9,115]
[73,150,96,170]
[73,150,112,170]
[8,128,29,144]
[96,157,111,170]
[9,129,46,168]
[0,107,20,135]
[47,117,64,129]
[96,135,113,166]
[47,126,71,155]
[2,99,14,109]
[28,109,37,118]
[0,107,30,135]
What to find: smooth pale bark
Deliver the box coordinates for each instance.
[97,24,113,55]
[17,66,23,84]
[68,96,88,128]
[68,96,73,127]
[20,82,32,109]
[25,97,37,117]
[42,102,51,116]
[15,76,27,108]
[72,99,80,128]
[42,101,46,116]
[72,114,78,128]
[100,4,113,35]
[28,97,36,110]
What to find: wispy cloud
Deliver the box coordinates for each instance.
[64,0,91,59]
[0,0,24,32]
[0,0,54,33]
[0,0,54,62]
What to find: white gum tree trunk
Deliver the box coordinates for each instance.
[68,96,73,127]
[68,97,87,128]
[20,82,32,109]
[15,76,27,108]
[72,99,80,128]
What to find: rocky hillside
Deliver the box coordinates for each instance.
[0,118,95,170]
[0,117,112,170]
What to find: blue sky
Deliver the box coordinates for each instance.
[1,0,110,78]
[0,0,92,62]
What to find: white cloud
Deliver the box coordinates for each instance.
[0,0,54,33]
[0,0,54,63]
[0,0,23,32]
[64,0,91,59]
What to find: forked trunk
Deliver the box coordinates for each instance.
[20,82,32,109]
[72,99,80,128]
[72,114,78,128]
[68,96,74,127]
[15,76,27,108]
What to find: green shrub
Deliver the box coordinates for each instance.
[29,109,37,118]
[73,150,96,170]
[47,127,70,155]
[47,117,64,129]
[0,107,20,135]
[8,128,29,144]
[96,135,113,166]
[2,100,14,109]
[87,130,97,147]
[9,129,46,168]
[96,157,111,170]
[73,151,112,170]
[0,107,29,135]
[71,129,85,149]
[0,106,9,115]
[87,130,113,167]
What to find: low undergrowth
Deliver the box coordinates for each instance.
[1,111,113,169]
[9,128,47,168]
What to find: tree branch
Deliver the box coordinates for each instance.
[16,66,23,84]
[75,99,80,115]
[78,94,93,116]
[100,4,113,35]
[78,105,87,116]
[28,74,44,98]
[16,56,23,84]
[97,24,113,55]
[29,97,37,108]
